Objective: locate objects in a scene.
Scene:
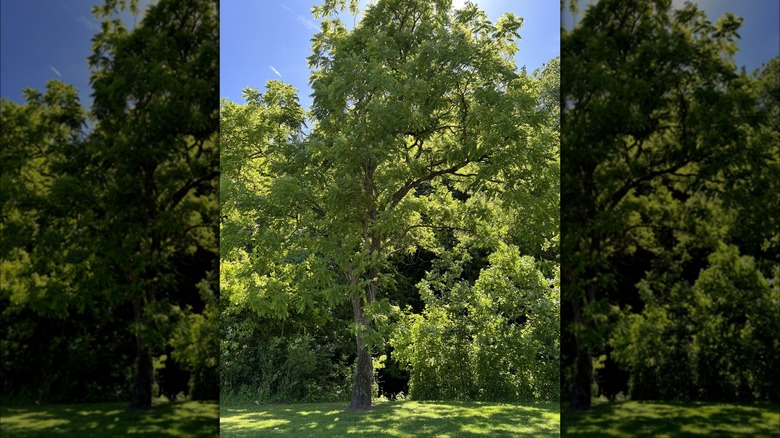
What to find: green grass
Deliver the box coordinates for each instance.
[220,400,559,437]
[562,400,780,437]
[0,400,219,437]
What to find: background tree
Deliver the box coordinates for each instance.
[220,0,559,410]
[0,82,119,403]
[1,82,86,320]
[221,83,357,404]
[562,0,778,409]
[1,0,219,410]
[85,0,219,410]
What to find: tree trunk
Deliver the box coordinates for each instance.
[570,297,592,411]
[350,165,380,411]
[350,291,374,411]
[129,294,153,411]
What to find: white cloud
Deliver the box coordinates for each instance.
[296,15,319,32]
[50,66,62,78]
[269,65,282,77]
[279,3,293,12]
[78,15,101,32]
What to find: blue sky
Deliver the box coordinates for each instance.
[2,1,776,110]
[220,0,561,106]
[1,0,101,106]
[562,0,780,74]
[0,0,149,107]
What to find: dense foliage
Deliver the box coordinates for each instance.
[1,0,219,409]
[391,243,559,401]
[562,0,779,409]
[220,0,560,408]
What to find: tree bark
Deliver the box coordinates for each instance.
[350,291,374,411]
[348,160,383,411]
[130,294,153,411]
[570,282,593,411]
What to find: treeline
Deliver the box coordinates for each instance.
[1,0,219,409]
[219,0,560,408]
[561,0,779,409]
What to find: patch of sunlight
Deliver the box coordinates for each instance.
[219,417,290,429]
[220,412,274,424]
[2,415,71,431]
[173,400,219,415]
[347,424,386,434]
[571,423,616,435]
[224,408,272,418]
[761,410,780,422]
[680,423,753,435]
[460,422,496,434]
[617,402,670,419]
[298,410,324,416]
[1,412,48,424]
[247,419,289,429]
[379,426,427,437]
[75,410,104,416]
[394,402,447,419]
[306,421,319,428]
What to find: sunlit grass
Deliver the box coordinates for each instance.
[220,400,560,437]
[562,400,780,437]
[0,400,218,437]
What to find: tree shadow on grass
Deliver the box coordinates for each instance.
[220,400,560,437]
[0,400,218,437]
[562,400,780,437]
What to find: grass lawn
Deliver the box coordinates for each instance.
[562,400,780,437]
[220,400,559,437]
[0,400,219,437]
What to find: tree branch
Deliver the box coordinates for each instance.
[165,170,218,211]
[386,159,475,212]
[606,159,691,211]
